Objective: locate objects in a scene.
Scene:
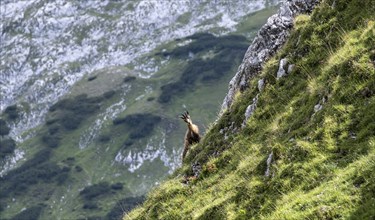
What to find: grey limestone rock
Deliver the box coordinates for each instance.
[277,58,288,79]
[220,0,319,114]
[242,94,259,128]
[314,96,327,113]
[192,162,202,177]
[314,103,323,113]
[287,64,295,74]
[265,151,274,177]
[258,78,265,92]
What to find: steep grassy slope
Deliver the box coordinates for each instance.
[126,0,375,219]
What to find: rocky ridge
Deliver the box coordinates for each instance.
[221,0,319,113]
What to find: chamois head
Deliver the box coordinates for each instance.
[180,111,192,124]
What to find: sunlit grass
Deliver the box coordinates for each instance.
[125,0,375,219]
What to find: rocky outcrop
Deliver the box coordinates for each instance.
[221,0,319,113]
[241,94,259,128]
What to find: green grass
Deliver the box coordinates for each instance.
[125,0,375,219]
[177,12,192,25]
[234,5,279,37]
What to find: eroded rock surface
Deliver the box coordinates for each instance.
[221,0,319,113]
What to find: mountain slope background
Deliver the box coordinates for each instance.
[125,0,375,219]
[0,0,282,219]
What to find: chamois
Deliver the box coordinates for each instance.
[180,111,200,161]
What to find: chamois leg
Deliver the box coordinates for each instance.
[182,142,189,161]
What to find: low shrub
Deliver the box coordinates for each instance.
[42,94,104,148]
[147,97,155,102]
[0,138,16,158]
[0,149,67,198]
[0,119,10,136]
[88,75,97,81]
[83,201,98,210]
[103,90,116,99]
[111,182,123,190]
[75,165,83,172]
[80,182,111,200]
[10,205,44,220]
[113,113,161,140]
[4,105,19,120]
[123,139,133,147]
[98,134,111,143]
[42,134,61,148]
[123,76,136,83]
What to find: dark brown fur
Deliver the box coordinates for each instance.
[180,111,200,161]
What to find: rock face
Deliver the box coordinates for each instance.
[221,0,319,113]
